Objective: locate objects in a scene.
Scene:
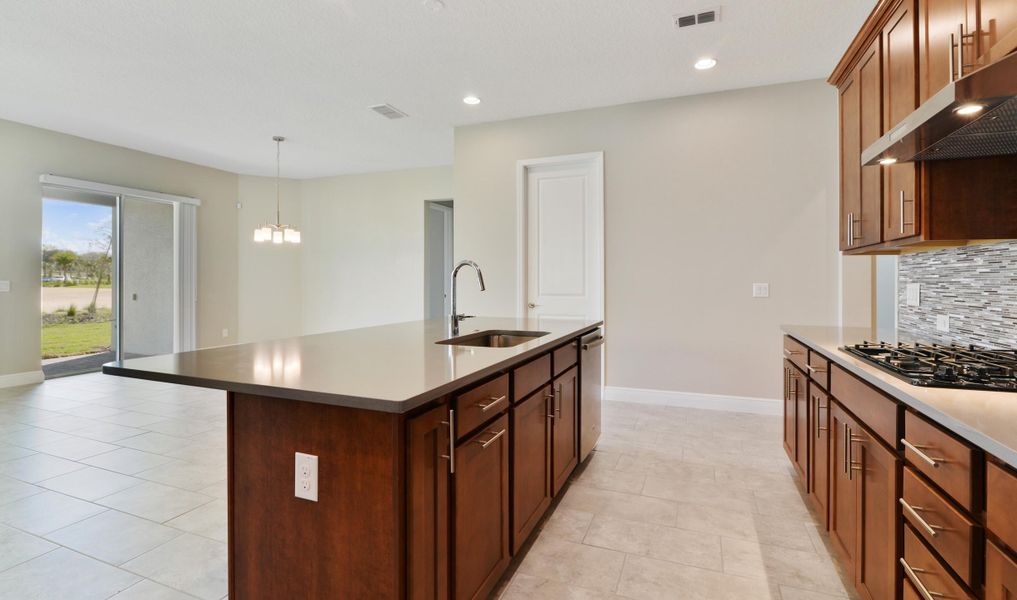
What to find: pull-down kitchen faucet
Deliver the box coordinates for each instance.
[450,260,485,335]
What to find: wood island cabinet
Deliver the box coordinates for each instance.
[551,367,579,496]
[454,413,511,600]
[408,405,451,600]
[511,386,552,553]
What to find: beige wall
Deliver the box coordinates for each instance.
[454,80,872,400]
[298,167,454,335]
[236,175,303,343]
[0,118,239,379]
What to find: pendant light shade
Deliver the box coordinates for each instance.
[253,136,301,244]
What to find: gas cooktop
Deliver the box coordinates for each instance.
[842,342,1017,392]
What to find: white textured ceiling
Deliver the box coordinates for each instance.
[0,0,874,178]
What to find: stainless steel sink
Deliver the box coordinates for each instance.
[436,330,550,348]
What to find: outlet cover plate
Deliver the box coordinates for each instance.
[936,315,950,332]
[294,452,319,502]
[752,283,770,298]
[906,283,921,307]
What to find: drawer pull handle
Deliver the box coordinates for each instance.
[476,428,507,449]
[901,439,943,468]
[440,409,455,474]
[476,395,507,412]
[783,349,801,358]
[899,498,942,538]
[806,364,827,374]
[900,557,944,600]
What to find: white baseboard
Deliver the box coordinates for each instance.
[605,385,781,416]
[0,370,44,389]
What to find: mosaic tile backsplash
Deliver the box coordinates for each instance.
[898,241,1017,348]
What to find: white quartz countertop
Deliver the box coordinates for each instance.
[103,317,602,414]
[783,324,1017,469]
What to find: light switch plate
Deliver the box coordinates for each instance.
[936,315,950,333]
[0,280,9,293]
[906,283,920,307]
[752,283,769,298]
[294,452,318,502]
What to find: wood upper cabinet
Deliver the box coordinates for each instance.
[839,73,863,251]
[883,1,920,242]
[511,386,552,553]
[854,425,900,600]
[408,405,451,600]
[977,0,1017,65]
[551,367,579,495]
[839,37,883,250]
[454,413,510,600]
[919,0,975,102]
[808,383,830,528]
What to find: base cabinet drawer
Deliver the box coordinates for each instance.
[454,374,509,440]
[987,461,1017,551]
[901,466,978,585]
[830,364,898,446]
[903,411,978,512]
[986,540,1017,600]
[784,336,809,372]
[513,354,552,403]
[902,525,974,600]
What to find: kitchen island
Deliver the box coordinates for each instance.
[104,317,603,600]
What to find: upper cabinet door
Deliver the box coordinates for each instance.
[857,38,883,247]
[839,75,862,251]
[977,0,1017,65]
[883,1,920,242]
[918,0,973,103]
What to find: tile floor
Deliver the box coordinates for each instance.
[0,373,853,600]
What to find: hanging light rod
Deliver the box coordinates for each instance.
[253,136,301,244]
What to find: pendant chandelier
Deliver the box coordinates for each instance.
[253,136,301,244]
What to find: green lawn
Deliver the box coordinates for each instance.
[42,321,112,358]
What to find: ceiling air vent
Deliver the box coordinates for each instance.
[673,7,721,29]
[369,104,408,119]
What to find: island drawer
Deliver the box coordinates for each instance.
[783,336,809,372]
[830,364,898,446]
[513,354,551,403]
[987,461,1017,550]
[454,374,510,440]
[902,525,974,600]
[806,350,830,391]
[553,340,578,376]
[903,411,977,512]
[986,540,1017,599]
[901,466,978,585]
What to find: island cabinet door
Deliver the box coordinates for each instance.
[511,386,552,554]
[986,540,1017,600]
[407,405,451,600]
[551,367,579,496]
[454,413,510,600]
[829,402,858,572]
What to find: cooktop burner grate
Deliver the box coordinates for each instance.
[842,341,1017,392]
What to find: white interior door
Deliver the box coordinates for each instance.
[518,152,603,321]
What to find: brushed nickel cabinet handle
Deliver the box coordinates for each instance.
[440,409,455,474]
[900,558,942,600]
[847,212,854,247]
[844,423,850,475]
[900,191,905,234]
[476,428,507,449]
[949,32,957,81]
[959,23,976,71]
[806,364,827,375]
[902,438,943,468]
[847,430,865,480]
[783,348,801,358]
[555,383,563,418]
[815,402,828,438]
[476,395,507,412]
[899,498,942,538]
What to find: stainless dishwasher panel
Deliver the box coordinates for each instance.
[580,329,604,462]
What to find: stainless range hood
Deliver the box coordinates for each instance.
[862,50,1017,166]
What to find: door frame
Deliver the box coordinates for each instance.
[515,152,604,319]
[39,174,200,357]
[424,200,454,319]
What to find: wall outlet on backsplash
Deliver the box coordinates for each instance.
[936,315,950,333]
[906,283,920,307]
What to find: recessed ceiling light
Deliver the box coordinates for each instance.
[463,95,481,105]
[878,157,898,165]
[694,58,717,70]
[954,103,984,116]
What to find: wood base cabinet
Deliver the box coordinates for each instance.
[986,540,1017,599]
[511,387,552,553]
[808,384,830,527]
[408,406,451,600]
[783,361,808,487]
[551,367,578,496]
[454,414,511,600]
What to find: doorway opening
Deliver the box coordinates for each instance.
[39,176,199,379]
[424,200,454,320]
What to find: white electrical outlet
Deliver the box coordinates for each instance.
[221,328,229,339]
[294,452,318,502]
[906,283,921,307]
[936,315,950,333]
[752,283,770,298]
[0,280,10,293]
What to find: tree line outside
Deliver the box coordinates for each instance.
[41,233,115,359]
